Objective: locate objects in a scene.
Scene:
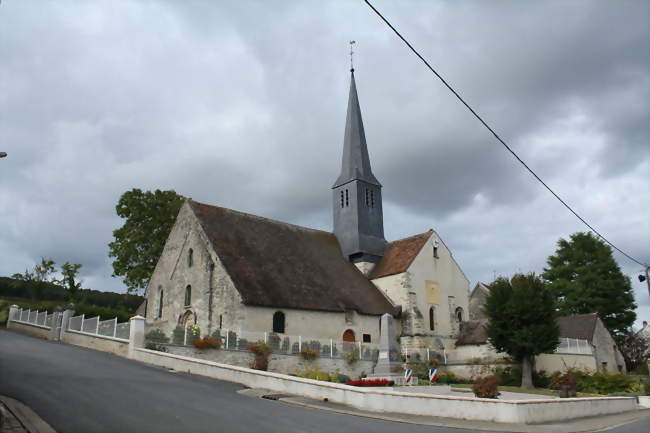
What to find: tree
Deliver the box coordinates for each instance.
[543,232,636,344]
[108,189,185,294]
[484,273,559,389]
[11,257,56,300]
[60,262,83,303]
[619,330,649,373]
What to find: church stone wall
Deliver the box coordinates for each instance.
[376,231,469,352]
[243,305,383,344]
[145,202,245,338]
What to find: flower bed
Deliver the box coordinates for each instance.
[345,379,394,387]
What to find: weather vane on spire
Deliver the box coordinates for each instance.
[349,40,356,72]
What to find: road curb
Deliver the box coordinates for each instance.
[0,396,56,433]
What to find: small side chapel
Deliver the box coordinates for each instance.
[144,69,470,353]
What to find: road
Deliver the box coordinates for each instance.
[0,329,648,433]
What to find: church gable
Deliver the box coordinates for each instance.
[188,200,397,316]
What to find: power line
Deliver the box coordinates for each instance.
[363,0,648,268]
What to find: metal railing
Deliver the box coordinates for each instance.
[146,326,380,361]
[12,308,54,329]
[67,314,130,341]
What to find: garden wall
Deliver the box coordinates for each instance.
[163,345,374,379]
[6,321,51,340]
[133,348,638,424]
[61,330,129,358]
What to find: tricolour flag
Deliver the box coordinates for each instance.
[404,369,413,384]
[428,368,438,383]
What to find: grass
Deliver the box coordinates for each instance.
[451,383,603,397]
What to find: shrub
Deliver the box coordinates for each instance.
[472,375,501,398]
[186,324,201,344]
[533,370,551,389]
[172,325,185,345]
[249,341,273,371]
[343,350,359,365]
[193,336,221,350]
[145,328,169,344]
[299,348,319,361]
[493,366,521,387]
[345,379,394,387]
[145,342,168,352]
[295,366,331,381]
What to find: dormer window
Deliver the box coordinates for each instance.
[188,248,194,267]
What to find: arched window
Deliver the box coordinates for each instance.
[184,285,192,306]
[157,287,163,319]
[219,314,223,329]
[273,311,285,333]
[429,307,435,331]
[455,307,464,322]
[188,248,194,267]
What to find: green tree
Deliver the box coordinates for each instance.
[542,232,636,343]
[484,273,559,389]
[60,262,83,303]
[11,257,56,300]
[108,189,184,294]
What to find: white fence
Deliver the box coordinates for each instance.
[146,326,380,361]
[67,314,130,341]
[12,308,55,329]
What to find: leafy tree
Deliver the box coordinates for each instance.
[619,330,649,373]
[484,273,559,389]
[543,232,636,343]
[59,262,82,303]
[108,189,185,294]
[10,257,56,300]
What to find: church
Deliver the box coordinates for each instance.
[143,69,470,354]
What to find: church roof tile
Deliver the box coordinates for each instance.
[369,230,432,279]
[188,200,397,316]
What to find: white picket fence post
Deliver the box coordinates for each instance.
[113,317,118,338]
[96,316,100,335]
[298,335,302,352]
[264,332,267,344]
[225,330,229,349]
[81,314,85,332]
[358,341,362,359]
[427,348,430,361]
[184,326,188,346]
[330,339,333,358]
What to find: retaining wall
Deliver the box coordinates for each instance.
[164,345,374,378]
[133,348,637,424]
[61,330,128,357]
[6,321,51,340]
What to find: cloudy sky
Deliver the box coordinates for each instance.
[1,1,648,326]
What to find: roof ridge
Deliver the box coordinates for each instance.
[189,199,333,236]
[388,229,433,245]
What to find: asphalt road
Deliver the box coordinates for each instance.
[0,329,648,433]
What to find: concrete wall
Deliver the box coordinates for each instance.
[163,345,374,378]
[133,347,637,424]
[6,321,51,339]
[61,330,129,357]
[535,353,597,373]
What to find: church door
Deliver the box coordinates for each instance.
[342,329,356,342]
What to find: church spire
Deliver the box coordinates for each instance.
[332,68,386,264]
[333,70,381,188]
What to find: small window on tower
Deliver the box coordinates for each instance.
[365,189,369,206]
[340,191,344,208]
[188,248,194,267]
[345,189,349,207]
[370,190,375,207]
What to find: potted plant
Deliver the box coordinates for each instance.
[249,341,273,371]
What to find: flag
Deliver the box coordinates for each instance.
[404,369,412,384]
[428,368,438,383]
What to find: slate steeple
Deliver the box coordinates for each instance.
[332,70,386,263]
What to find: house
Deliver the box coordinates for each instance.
[142,69,471,350]
[454,313,627,373]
